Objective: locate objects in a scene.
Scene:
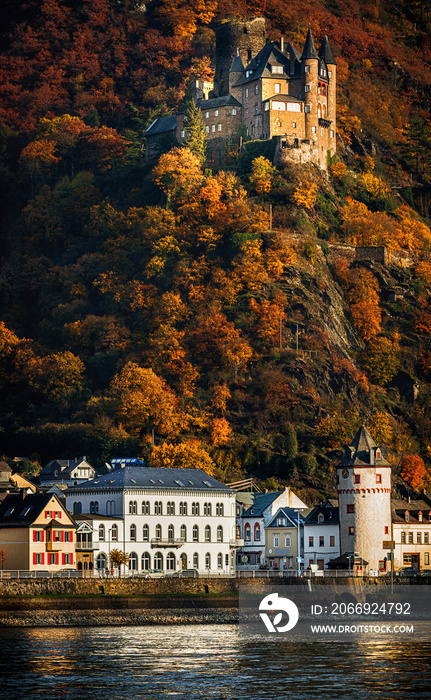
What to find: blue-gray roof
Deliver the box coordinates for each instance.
[242,491,283,517]
[145,115,177,137]
[266,507,306,529]
[66,467,233,493]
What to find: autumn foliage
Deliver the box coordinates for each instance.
[400,455,428,492]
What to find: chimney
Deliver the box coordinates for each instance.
[280,36,284,52]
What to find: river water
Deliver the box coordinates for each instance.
[0,625,430,700]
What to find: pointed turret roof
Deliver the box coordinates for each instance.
[318,33,336,65]
[340,425,390,467]
[301,25,318,60]
[230,51,244,73]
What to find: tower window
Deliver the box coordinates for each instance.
[376,474,382,484]
[312,126,316,134]
[305,105,311,113]
[245,88,249,98]
[274,83,281,93]
[354,474,360,484]
[305,85,310,93]
[328,71,332,78]
[348,526,355,535]
[305,65,310,73]
[346,504,355,514]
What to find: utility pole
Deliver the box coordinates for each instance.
[279,316,282,349]
[296,324,299,354]
[269,203,272,232]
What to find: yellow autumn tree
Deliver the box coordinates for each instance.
[149,441,215,474]
[292,182,318,209]
[249,156,276,196]
[210,417,233,447]
[153,147,203,205]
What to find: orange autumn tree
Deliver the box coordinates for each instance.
[149,441,215,474]
[400,455,427,491]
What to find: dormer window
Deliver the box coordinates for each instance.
[271,65,283,74]
[318,514,324,524]
[376,449,381,460]
[405,511,409,522]
[418,511,423,522]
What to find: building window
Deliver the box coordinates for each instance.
[419,512,423,522]
[319,536,324,547]
[274,83,281,94]
[305,105,311,113]
[330,535,335,547]
[274,534,279,548]
[328,71,332,78]
[193,552,199,569]
[305,65,310,73]
[245,108,249,118]
[218,123,222,131]
[167,524,174,542]
[232,108,237,115]
[130,524,136,541]
[255,84,258,94]
[204,502,212,516]
[254,523,261,541]
[330,130,334,138]
[154,552,163,571]
[425,533,429,544]
[425,552,430,565]
[217,553,223,569]
[205,125,209,133]
[179,502,187,516]
[214,109,219,116]
[347,504,355,514]
[181,130,185,138]
[205,553,211,569]
[193,502,200,516]
[408,532,413,544]
[401,531,406,544]
[292,122,296,128]
[312,125,316,133]
[129,552,138,571]
[348,526,355,535]
[245,88,249,97]
[111,525,118,542]
[285,534,291,547]
[205,111,209,118]
[211,124,215,132]
[90,501,99,514]
[305,85,310,93]
[155,524,162,540]
[217,525,223,542]
[154,501,163,515]
[216,503,224,516]
[417,532,422,544]
[142,501,150,515]
[193,525,199,542]
[255,104,258,113]
[376,474,382,484]
[272,65,283,74]
[403,554,412,565]
[205,525,211,542]
[354,474,361,484]
[318,514,324,524]
[378,560,386,571]
[97,524,105,541]
[180,524,186,541]
[129,500,137,514]
[309,536,314,547]
[384,526,389,535]
[143,524,149,542]
[405,511,409,522]
[166,552,176,571]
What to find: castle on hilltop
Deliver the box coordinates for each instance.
[145,17,337,170]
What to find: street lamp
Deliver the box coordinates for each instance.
[294,509,304,576]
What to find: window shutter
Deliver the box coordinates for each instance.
[62,553,65,565]
[70,531,73,543]
[70,554,73,565]
[33,552,37,565]
[61,530,64,542]
[41,553,45,565]
[56,553,59,565]
[41,530,45,542]
[33,530,37,542]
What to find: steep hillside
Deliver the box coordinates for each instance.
[0,1,431,499]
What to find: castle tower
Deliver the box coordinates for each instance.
[229,50,244,102]
[214,17,266,97]
[301,26,319,143]
[318,33,336,158]
[337,426,392,572]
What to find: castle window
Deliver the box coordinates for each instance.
[255,84,258,94]
[376,474,382,484]
[211,125,215,132]
[245,88,249,98]
[346,504,355,514]
[274,83,281,93]
[205,125,209,133]
[321,69,326,77]
[330,130,334,137]
[292,122,296,128]
[312,126,316,133]
[328,71,332,78]
[205,111,209,118]
[271,65,283,74]
[305,65,310,73]
[305,85,310,93]
[214,110,219,116]
[232,108,237,115]
[218,123,222,131]
[305,105,311,113]
[181,130,185,138]
[354,474,360,484]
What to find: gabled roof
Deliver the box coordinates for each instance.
[392,497,431,523]
[66,467,233,493]
[265,94,304,103]
[266,506,306,529]
[40,457,94,479]
[318,33,336,65]
[301,26,318,60]
[0,492,64,527]
[304,503,339,525]
[242,491,283,517]
[233,41,300,87]
[144,115,177,137]
[196,95,241,109]
[340,426,390,467]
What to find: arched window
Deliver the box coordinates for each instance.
[205,552,211,569]
[205,525,211,542]
[155,524,162,540]
[129,501,137,514]
[141,552,151,571]
[179,501,188,516]
[217,553,223,569]
[244,523,251,541]
[166,552,176,571]
[180,524,187,541]
[129,552,138,570]
[143,524,149,541]
[73,502,82,515]
[142,501,150,515]
[90,501,99,514]
[317,103,322,118]
[168,524,174,541]
[111,524,118,542]
[318,514,324,524]
[192,502,200,516]
[180,553,187,570]
[193,552,199,569]
[154,552,163,571]
[96,552,107,571]
[167,501,175,515]
[254,523,260,541]
[106,500,115,515]
[217,525,223,542]
[323,104,327,118]
[236,524,241,539]
[193,525,199,542]
[99,524,105,541]
[130,524,136,541]
[154,501,163,515]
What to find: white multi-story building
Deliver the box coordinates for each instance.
[66,465,237,575]
[303,500,340,570]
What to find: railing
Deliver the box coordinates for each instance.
[150,538,185,548]
[229,539,244,547]
[76,542,100,551]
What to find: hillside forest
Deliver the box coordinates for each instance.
[1,0,431,501]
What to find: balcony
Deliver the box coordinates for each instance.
[318,118,332,129]
[229,539,244,547]
[76,542,99,551]
[150,538,185,548]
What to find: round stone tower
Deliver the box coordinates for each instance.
[214,17,266,97]
[301,26,319,143]
[337,426,392,573]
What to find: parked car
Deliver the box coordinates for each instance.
[179,569,199,578]
[395,567,418,577]
[55,569,81,578]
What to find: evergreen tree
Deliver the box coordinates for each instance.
[182,99,206,164]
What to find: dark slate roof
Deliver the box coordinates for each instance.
[318,34,336,65]
[196,95,241,109]
[340,426,390,467]
[145,115,177,137]
[392,498,431,523]
[233,41,300,86]
[40,457,93,479]
[242,491,283,517]
[327,553,368,569]
[266,94,304,103]
[230,53,244,73]
[301,26,318,60]
[304,503,339,525]
[0,492,56,527]
[266,507,308,529]
[66,467,233,493]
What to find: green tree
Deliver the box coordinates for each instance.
[182,99,206,164]
[403,118,431,180]
[284,424,298,462]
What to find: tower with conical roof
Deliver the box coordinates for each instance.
[337,426,392,572]
[318,32,337,162]
[301,26,319,144]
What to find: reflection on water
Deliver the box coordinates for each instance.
[0,625,430,700]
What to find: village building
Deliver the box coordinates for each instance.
[303,499,340,570]
[0,492,76,571]
[145,18,336,169]
[0,461,36,501]
[39,456,96,487]
[265,506,309,571]
[65,464,237,575]
[392,495,431,572]
[236,488,307,570]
